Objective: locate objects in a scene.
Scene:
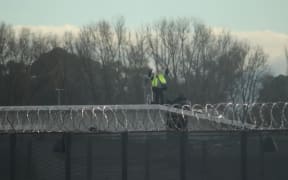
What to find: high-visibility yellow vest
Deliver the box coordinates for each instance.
[152,73,167,88]
[158,73,167,84]
[151,76,158,87]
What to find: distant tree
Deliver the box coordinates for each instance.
[258,75,288,102]
[0,22,15,65]
[30,33,52,60]
[126,31,148,68]
[114,16,128,65]
[229,46,268,103]
[30,48,105,105]
[5,61,30,105]
[0,19,270,105]
[285,46,288,75]
[62,31,77,54]
[144,19,268,103]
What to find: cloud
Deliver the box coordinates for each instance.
[13,24,80,37]
[214,27,288,75]
[232,30,288,57]
[233,30,288,75]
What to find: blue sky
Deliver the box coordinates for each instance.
[1,0,288,74]
[1,0,287,32]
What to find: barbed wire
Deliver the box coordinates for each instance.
[0,103,288,132]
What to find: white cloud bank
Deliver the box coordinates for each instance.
[13,24,80,37]
[14,25,288,75]
[231,30,288,75]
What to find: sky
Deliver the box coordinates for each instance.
[1,0,288,74]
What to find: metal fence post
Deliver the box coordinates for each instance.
[241,131,247,180]
[121,132,128,180]
[65,133,71,180]
[180,132,187,180]
[145,134,150,180]
[26,138,32,180]
[87,136,93,180]
[259,134,264,179]
[201,140,207,180]
[9,134,16,180]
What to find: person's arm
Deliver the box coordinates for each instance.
[165,68,169,76]
[148,69,153,80]
[150,73,154,80]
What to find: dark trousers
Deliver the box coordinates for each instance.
[152,87,164,104]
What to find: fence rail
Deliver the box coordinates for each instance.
[0,130,287,180]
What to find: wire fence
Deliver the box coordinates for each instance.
[0,130,287,180]
[1,103,288,180]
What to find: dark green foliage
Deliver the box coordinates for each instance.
[0,48,149,105]
[0,61,30,105]
[258,75,288,102]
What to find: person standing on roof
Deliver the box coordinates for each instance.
[151,68,169,104]
[143,68,154,104]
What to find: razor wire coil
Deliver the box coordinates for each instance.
[0,103,288,132]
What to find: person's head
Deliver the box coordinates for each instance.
[165,68,169,76]
[148,68,153,76]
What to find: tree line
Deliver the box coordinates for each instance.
[0,17,275,105]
